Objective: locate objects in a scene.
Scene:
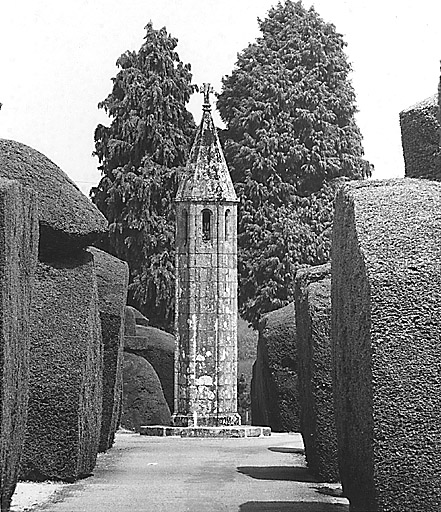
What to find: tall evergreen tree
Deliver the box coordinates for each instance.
[217,0,370,327]
[92,22,196,331]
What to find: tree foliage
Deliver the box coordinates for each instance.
[92,22,196,331]
[217,0,370,327]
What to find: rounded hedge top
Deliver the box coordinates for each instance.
[0,139,108,258]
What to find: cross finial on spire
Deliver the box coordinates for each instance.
[201,83,214,111]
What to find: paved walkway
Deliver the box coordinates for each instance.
[31,431,349,512]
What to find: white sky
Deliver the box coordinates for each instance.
[0,0,440,195]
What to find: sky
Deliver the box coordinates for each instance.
[0,0,440,196]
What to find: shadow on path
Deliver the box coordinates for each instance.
[268,446,305,455]
[239,501,349,511]
[237,466,318,482]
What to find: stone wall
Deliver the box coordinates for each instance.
[0,180,38,510]
[295,263,338,482]
[332,178,441,511]
[400,94,441,181]
[251,303,299,432]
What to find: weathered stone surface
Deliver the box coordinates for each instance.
[0,180,38,510]
[21,251,103,482]
[332,179,441,511]
[0,139,108,259]
[89,247,129,453]
[139,425,271,438]
[174,96,240,427]
[176,94,237,202]
[295,263,339,482]
[251,303,299,432]
[124,325,175,412]
[400,94,441,181]
[121,353,171,431]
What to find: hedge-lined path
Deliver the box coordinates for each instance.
[33,431,348,512]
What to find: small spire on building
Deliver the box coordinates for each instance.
[176,82,237,202]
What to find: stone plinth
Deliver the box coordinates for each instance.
[332,178,441,512]
[172,413,241,427]
[140,425,271,438]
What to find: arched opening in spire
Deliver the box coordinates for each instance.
[202,209,212,241]
[225,209,231,239]
[183,209,188,246]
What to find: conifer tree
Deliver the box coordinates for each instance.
[217,0,370,327]
[92,22,196,331]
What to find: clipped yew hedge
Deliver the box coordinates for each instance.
[125,325,175,412]
[400,94,441,181]
[251,303,299,432]
[332,178,441,511]
[0,179,38,510]
[121,353,171,431]
[0,139,107,259]
[295,263,338,482]
[21,250,103,482]
[89,247,129,453]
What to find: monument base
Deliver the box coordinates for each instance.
[140,425,271,438]
[172,413,241,427]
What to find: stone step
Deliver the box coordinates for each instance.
[139,425,271,438]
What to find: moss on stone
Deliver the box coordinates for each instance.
[332,178,441,511]
[0,179,38,510]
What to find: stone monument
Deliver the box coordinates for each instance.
[172,84,241,427]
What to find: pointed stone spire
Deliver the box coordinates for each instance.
[176,83,237,202]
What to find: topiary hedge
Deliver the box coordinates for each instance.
[332,178,441,511]
[121,353,171,431]
[124,325,175,412]
[295,263,339,482]
[251,303,299,432]
[89,247,129,453]
[21,250,103,482]
[0,179,38,511]
[400,94,441,181]
[0,139,108,260]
